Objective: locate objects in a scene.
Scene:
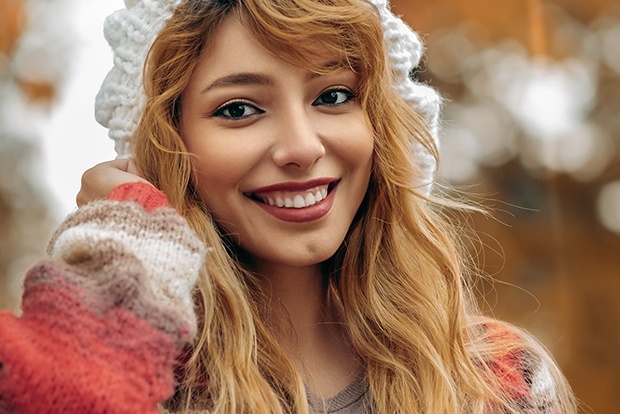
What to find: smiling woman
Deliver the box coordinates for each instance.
[179,14,373,268]
[0,0,577,413]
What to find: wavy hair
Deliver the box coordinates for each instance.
[132,0,576,412]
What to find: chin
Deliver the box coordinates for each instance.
[243,243,341,270]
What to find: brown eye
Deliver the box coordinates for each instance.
[313,88,355,106]
[213,101,263,119]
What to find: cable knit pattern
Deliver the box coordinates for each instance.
[94,0,441,190]
[95,0,183,156]
[0,182,205,413]
[367,0,442,187]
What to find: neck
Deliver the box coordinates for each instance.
[255,262,331,342]
[252,261,361,398]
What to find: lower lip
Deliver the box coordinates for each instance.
[251,186,337,223]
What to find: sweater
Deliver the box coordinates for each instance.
[0,182,205,413]
[0,182,562,413]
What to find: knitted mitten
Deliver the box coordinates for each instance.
[0,182,205,414]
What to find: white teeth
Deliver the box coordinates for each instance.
[256,185,331,209]
[293,195,305,208]
[305,193,316,206]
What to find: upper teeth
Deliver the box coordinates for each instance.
[261,187,328,209]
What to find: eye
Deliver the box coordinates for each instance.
[213,101,263,120]
[313,88,355,106]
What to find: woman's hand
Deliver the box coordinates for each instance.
[76,159,152,207]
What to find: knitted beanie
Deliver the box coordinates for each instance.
[95,0,441,188]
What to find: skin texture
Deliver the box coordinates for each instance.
[79,13,374,399]
[32,2,577,411]
[179,13,374,274]
[76,159,148,207]
[178,14,374,396]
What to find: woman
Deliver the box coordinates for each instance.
[0,0,576,413]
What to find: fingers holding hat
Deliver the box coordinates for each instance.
[76,159,152,207]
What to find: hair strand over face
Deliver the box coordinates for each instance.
[132,1,577,413]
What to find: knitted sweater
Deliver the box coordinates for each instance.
[0,183,205,413]
[0,183,562,413]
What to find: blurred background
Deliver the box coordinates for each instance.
[0,0,617,412]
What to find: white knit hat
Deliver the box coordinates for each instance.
[95,0,441,188]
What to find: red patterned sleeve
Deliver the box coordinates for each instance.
[0,182,205,413]
[482,321,563,414]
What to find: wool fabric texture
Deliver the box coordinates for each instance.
[94,0,442,189]
[0,183,205,413]
[0,183,563,413]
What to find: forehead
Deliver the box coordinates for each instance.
[194,12,350,80]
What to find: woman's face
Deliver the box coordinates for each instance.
[180,13,374,271]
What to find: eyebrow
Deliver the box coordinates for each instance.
[201,61,350,94]
[201,73,275,94]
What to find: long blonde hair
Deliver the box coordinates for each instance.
[133,0,576,412]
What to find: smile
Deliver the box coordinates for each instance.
[254,185,329,209]
[244,179,339,222]
[245,179,338,209]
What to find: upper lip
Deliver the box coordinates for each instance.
[246,177,337,193]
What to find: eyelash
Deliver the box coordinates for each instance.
[313,87,356,107]
[212,100,263,120]
[211,87,357,121]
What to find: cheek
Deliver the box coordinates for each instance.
[185,133,264,225]
[185,138,239,209]
[190,149,228,189]
[339,119,375,169]
[185,126,247,182]
[190,163,241,238]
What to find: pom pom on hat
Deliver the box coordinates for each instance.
[94,0,442,190]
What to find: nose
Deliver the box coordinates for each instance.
[270,108,325,170]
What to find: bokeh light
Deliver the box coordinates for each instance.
[596,180,620,234]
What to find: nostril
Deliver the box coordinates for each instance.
[270,128,325,169]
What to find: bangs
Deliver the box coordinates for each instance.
[238,0,385,81]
